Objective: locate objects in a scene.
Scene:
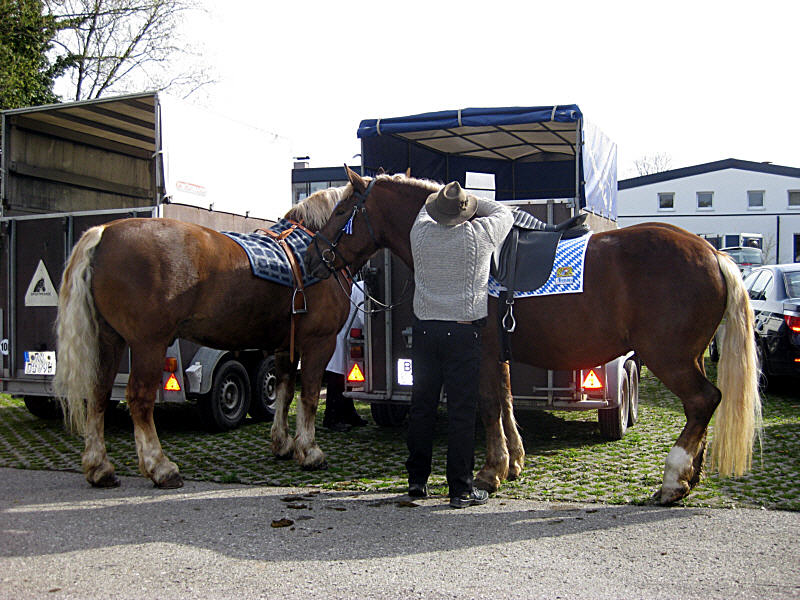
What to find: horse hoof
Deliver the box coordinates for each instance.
[474,476,498,494]
[155,473,184,489]
[89,472,120,488]
[651,485,686,506]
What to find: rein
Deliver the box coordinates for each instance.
[313,178,413,314]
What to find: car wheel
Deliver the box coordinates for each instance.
[22,396,62,420]
[370,403,408,427]
[199,360,251,431]
[249,355,277,422]
[625,359,639,427]
[598,369,629,441]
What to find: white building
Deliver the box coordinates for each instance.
[618,159,800,264]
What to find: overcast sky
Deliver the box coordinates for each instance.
[185,0,799,179]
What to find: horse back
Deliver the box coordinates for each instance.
[488,223,727,370]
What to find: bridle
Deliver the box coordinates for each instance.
[311,177,413,314]
[312,178,379,275]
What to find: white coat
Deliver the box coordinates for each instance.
[325,283,365,375]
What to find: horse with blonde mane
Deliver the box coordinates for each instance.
[55,186,352,488]
[306,167,762,505]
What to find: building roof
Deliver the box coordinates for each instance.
[619,158,800,190]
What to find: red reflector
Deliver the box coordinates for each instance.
[582,369,603,390]
[350,328,363,338]
[164,357,178,372]
[350,346,363,359]
[785,315,800,333]
[164,373,181,391]
[347,363,365,383]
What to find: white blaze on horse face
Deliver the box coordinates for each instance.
[662,446,693,496]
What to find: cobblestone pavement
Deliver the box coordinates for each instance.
[1,369,798,510]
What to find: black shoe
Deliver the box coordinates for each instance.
[408,483,428,498]
[449,488,489,509]
[346,412,368,427]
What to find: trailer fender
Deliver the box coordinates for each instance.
[184,347,229,395]
[603,351,636,408]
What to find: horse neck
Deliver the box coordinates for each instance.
[376,181,428,269]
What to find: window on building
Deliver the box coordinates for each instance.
[697,191,713,210]
[747,190,765,209]
[789,190,800,208]
[658,192,674,210]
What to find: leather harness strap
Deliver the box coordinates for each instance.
[256,220,314,362]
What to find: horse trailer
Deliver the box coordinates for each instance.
[343,105,640,440]
[0,92,292,430]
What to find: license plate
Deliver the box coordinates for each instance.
[397,358,413,386]
[24,351,56,375]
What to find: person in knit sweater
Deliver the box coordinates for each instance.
[405,181,513,508]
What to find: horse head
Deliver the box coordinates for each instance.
[305,166,432,279]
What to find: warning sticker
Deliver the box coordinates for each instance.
[25,260,58,307]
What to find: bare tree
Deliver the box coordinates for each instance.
[46,0,213,100]
[633,152,673,176]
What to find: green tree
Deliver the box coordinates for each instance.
[0,0,64,109]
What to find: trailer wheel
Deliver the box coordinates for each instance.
[370,403,409,427]
[249,355,277,422]
[199,360,251,431]
[625,359,639,427]
[598,367,630,441]
[22,396,62,420]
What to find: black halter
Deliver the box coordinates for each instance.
[313,178,379,274]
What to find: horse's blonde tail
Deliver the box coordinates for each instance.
[53,225,106,435]
[710,253,763,476]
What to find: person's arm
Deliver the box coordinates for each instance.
[471,197,514,246]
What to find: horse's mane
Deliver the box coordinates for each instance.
[284,184,353,231]
[284,174,440,231]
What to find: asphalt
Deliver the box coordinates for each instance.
[1,467,799,600]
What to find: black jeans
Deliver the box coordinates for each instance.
[406,319,482,499]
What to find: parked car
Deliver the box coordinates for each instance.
[738,264,800,388]
[720,246,764,277]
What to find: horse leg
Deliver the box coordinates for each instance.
[270,351,297,459]
[475,356,511,492]
[127,345,183,488]
[648,357,720,505]
[82,325,125,487]
[501,362,525,480]
[292,363,328,470]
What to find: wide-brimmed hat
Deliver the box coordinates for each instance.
[425,181,477,226]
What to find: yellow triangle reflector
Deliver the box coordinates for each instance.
[582,369,603,390]
[164,373,181,391]
[347,363,365,383]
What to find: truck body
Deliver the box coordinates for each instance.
[345,105,639,439]
[0,92,292,429]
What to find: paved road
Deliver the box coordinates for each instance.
[1,467,799,600]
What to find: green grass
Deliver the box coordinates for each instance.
[1,365,798,510]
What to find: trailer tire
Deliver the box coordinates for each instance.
[598,367,630,441]
[199,360,251,431]
[370,403,409,427]
[625,359,639,427]
[249,355,277,422]
[22,396,62,420]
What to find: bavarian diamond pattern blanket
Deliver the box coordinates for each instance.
[488,233,592,297]
[223,219,320,287]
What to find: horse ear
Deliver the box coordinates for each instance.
[345,165,367,194]
[376,167,386,175]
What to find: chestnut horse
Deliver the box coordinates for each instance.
[306,167,762,505]
[55,187,352,488]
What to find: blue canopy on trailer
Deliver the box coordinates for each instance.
[357,105,617,220]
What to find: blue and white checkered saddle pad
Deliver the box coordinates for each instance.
[223,219,320,287]
[488,233,592,298]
